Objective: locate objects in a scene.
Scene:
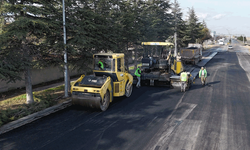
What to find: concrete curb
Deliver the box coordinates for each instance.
[197,52,218,67]
[0,99,72,135]
[190,52,218,81]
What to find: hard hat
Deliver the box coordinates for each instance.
[201,67,204,69]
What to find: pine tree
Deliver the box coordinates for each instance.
[185,7,201,45]
[64,0,118,72]
[0,0,62,104]
[198,20,212,44]
[140,0,172,42]
[0,3,4,34]
[170,0,187,48]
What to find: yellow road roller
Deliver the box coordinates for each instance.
[71,53,133,111]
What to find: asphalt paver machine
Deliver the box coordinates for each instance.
[71,53,133,111]
[140,42,186,88]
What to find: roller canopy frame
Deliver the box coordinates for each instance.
[141,42,174,46]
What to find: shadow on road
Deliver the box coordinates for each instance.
[207,81,220,85]
[207,57,225,63]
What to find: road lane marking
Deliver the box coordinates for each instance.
[237,53,250,82]
[219,106,228,150]
[165,119,202,150]
[144,93,186,150]
[147,99,197,150]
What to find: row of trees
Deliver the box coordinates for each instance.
[170,0,211,49]
[0,0,211,104]
[237,36,247,42]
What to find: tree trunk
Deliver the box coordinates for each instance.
[25,67,34,104]
[135,44,138,69]
[23,44,34,104]
[126,42,129,70]
[67,65,71,93]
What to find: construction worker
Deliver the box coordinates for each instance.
[134,66,141,88]
[166,50,171,61]
[98,59,104,70]
[176,52,181,61]
[199,67,207,86]
[180,71,188,92]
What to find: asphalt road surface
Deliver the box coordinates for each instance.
[1,40,250,150]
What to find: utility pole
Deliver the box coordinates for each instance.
[174,0,177,57]
[62,0,68,97]
[226,29,231,44]
[174,32,177,57]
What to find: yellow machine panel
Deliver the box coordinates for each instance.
[171,59,184,75]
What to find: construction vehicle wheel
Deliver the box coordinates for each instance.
[100,90,110,111]
[125,82,133,97]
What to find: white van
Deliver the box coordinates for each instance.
[219,40,224,45]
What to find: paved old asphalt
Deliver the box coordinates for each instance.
[1,40,250,150]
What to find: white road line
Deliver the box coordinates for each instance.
[164,119,202,150]
[237,53,250,82]
[219,106,229,150]
[147,98,197,150]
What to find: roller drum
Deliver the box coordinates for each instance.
[72,92,102,109]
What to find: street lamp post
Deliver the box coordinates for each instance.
[174,32,177,57]
[226,29,231,44]
[62,0,68,97]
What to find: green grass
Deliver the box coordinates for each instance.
[0,85,68,127]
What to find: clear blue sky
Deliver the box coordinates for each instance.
[175,0,250,37]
